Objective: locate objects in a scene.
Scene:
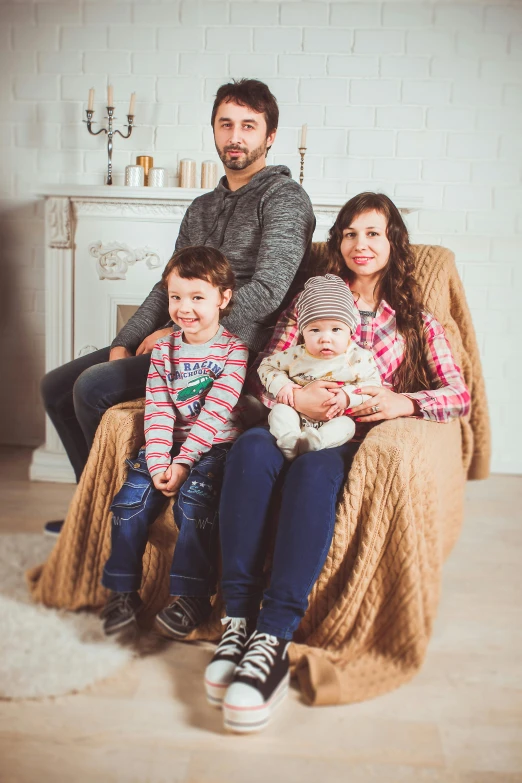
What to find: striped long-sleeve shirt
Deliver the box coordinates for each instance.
[145,325,248,476]
[248,292,470,424]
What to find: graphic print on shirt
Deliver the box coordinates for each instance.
[176,371,216,402]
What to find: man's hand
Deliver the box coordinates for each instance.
[152,463,190,498]
[293,380,339,422]
[109,346,132,362]
[325,388,349,419]
[136,327,172,356]
[275,382,301,407]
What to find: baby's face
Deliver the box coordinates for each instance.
[302,319,352,359]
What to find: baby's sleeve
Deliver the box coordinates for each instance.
[258,348,296,397]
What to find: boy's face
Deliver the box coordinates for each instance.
[167,271,231,345]
[302,319,352,359]
[213,100,276,172]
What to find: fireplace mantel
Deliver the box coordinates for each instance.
[37,183,423,209]
[30,185,422,483]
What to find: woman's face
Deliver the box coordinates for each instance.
[340,209,391,279]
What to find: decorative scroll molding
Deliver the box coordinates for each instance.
[89,240,162,280]
[47,197,72,249]
[74,199,188,220]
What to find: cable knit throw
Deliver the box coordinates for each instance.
[28,244,490,706]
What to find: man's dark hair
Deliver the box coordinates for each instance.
[211,79,279,137]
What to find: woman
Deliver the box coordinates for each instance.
[204,192,470,733]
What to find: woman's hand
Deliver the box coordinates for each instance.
[293,380,340,422]
[136,327,172,356]
[276,382,301,407]
[347,386,418,422]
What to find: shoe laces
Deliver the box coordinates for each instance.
[235,632,280,684]
[216,616,248,657]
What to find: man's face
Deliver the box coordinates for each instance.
[213,100,276,171]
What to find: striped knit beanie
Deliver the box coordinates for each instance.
[297,274,358,334]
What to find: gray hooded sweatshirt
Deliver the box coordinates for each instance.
[111,165,315,353]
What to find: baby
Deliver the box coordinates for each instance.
[258,274,381,460]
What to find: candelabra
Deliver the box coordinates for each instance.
[85,106,134,185]
[298,146,307,186]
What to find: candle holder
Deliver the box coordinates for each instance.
[85,106,134,186]
[298,146,307,186]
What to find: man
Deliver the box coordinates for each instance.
[42,78,315,535]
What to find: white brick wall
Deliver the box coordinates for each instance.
[0,0,520,474]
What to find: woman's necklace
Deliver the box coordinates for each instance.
[353,291,376,312]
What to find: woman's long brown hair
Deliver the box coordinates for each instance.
[326,192,432,394]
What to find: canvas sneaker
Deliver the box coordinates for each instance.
[222,631,290,733]
[154,595,213,640]
[204,616,253,707]
[100,591,142,636]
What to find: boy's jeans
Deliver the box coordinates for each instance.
[102,442,231,596]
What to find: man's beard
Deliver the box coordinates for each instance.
[217,141,267,171]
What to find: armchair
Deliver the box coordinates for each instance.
[29,243,490,705]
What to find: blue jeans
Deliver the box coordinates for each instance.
[219,427,360,641]
[41,348,152,482]
[102,443,231,596]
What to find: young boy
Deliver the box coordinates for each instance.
[100,246,248,637]
[258,274,381,460]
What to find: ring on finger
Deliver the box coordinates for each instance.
[371,404,380,413]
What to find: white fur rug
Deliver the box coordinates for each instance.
[0,533,134,700]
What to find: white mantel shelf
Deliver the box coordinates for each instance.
[36,184,423,213]
[35,184,210,202]
[31,184,422,484]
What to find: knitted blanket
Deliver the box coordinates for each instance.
[28,245,490,705]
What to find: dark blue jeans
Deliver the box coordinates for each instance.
[41,348,152,482]
[102,443,231,596]
[219,427,360,641]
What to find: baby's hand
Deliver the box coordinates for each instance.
[325,388,349,420]
[276,382,301,407]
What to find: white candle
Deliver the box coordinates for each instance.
[128,92,136,116]
[300,123,307,148]
[88,88,94,111]
[107,84,114,107]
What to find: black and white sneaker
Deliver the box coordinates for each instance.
[100,591,142,636]
[204,616,252,707]
[223,631,290,733]
[154,595,213,640]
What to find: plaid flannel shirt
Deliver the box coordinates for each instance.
[248,291,470,424]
